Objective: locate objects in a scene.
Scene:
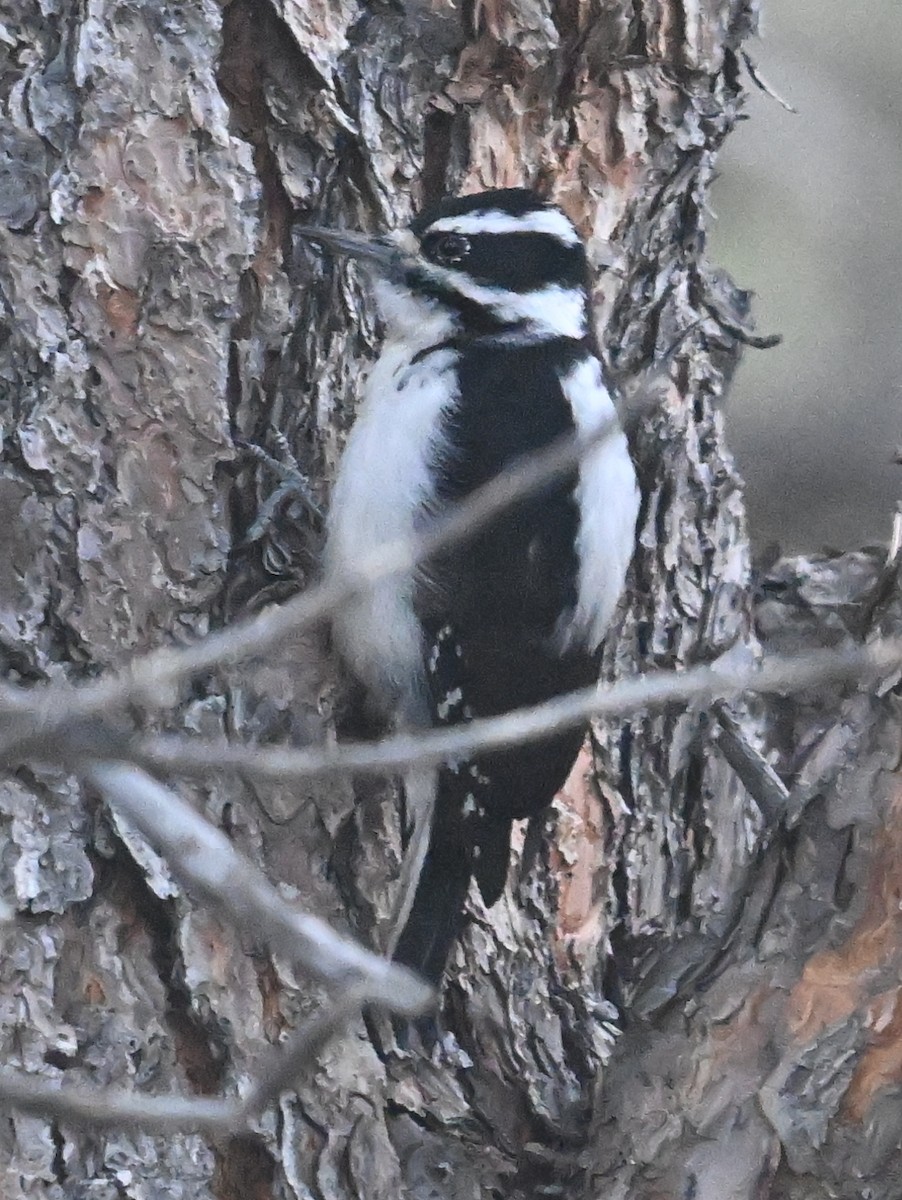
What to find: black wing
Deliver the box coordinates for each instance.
[392,342,600,984]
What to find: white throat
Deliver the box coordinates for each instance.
[371,277,459,349]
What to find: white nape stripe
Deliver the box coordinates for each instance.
[440,272,588,339]
[427,207,581,247]
[559,355,640,651]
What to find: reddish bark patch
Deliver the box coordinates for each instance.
[97,283,140,338]
[254,954,287,1044]
[844,987,902,1122]
[787,781,902,1120]
[213,1135,276,1200]
[553,742,606,952]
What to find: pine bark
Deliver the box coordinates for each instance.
[1,2,900,1199]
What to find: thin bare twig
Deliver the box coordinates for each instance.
[240,988,369,1117]
[740,49,798,114]
[711,702,790,824]
[0,1074,237,1133]
[128,637,902,786]
[84,761,432,1017]
[10,635,895,1133]
[0,985,371,1133]
[0,408,637,763]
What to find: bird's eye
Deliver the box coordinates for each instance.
[422,231,470,266]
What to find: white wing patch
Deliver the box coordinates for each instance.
[560,355,640,650]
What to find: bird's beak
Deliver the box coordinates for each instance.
[295,226,406,276]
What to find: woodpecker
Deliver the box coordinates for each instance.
[300,189,639,986]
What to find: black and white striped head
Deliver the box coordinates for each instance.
[299,189,591,344]
[398,189,590,340]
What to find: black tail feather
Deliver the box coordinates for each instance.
[393,816,514,985]
[393,845,472,986]
[472,818,513,907]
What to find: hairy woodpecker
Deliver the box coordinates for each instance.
[301,189,639,986]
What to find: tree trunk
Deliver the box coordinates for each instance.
[2,2,899,1199]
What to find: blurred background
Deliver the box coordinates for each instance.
[709,0,901,553]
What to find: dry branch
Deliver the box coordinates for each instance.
[0,987,369,1134]
[0,1076,237,1134]
[84,761,431,1016]
[128,637,902,785]
[0,413,630,763]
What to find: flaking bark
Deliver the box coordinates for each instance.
[2,2,900,1199]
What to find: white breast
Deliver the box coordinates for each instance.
[325,340,460,725]
[560,355,640,650]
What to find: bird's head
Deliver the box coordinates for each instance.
[298,188,591,345]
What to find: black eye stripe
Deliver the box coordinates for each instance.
[425,232,587,293]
